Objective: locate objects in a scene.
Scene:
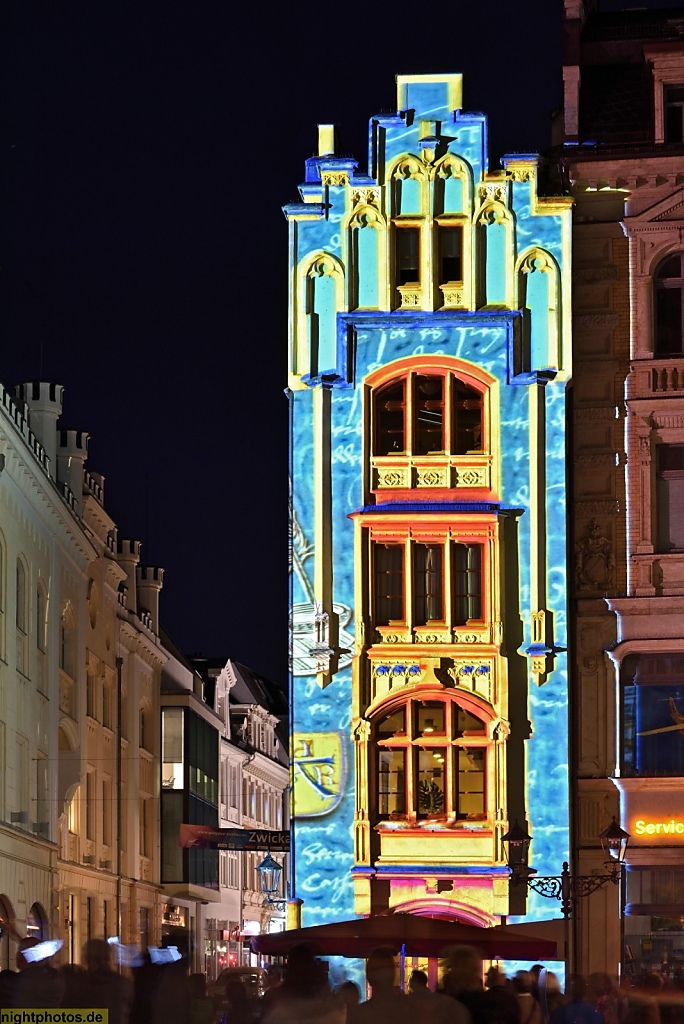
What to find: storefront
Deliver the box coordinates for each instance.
[616,779,684,978]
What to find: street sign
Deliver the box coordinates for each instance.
[179,824,290,851]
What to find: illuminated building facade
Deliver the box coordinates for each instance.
[562,0,684,977]
[287,74,572,937]
[0,381,163,968]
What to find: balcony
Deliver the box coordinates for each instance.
[371,453,493,495]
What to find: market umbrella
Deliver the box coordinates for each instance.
[251,913,558,960]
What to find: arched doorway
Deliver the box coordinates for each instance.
[0,894,16,970]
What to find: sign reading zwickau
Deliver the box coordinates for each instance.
[179,824,290,851]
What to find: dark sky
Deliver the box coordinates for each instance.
[0,1,669,683]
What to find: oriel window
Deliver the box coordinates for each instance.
[374,379,406,455]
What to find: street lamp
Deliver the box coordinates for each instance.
[501,818,630,971]
[256,852,287,906]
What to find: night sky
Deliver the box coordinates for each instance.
[0,1,677,683]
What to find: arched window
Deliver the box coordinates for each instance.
[373,693,489,823]
[373,371,483,456]
[15,559,27,633]
[26,903,48,941]
[36,581,47,653]
[60,609,76,678]
[654,253,684,356]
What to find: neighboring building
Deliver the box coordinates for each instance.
[194,657,289,973]
[160,631,221,970]
[562,0,684,978]
[0,381,165,968]
[285,72,572,969]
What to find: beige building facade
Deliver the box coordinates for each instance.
[0,380,165,967]
[563,0,684,978]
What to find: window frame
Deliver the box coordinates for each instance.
[372,692,490,825]
[654,252,684,357]
[372,369,485,459]
[370,534,487,632]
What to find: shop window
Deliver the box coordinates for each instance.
[654,253,684,356]
[656,445,684,552]
[374,694,488,823]
[621,653,684,777]
[665,85,684,143]
[372,540,484,628]
[373,371,484,457]
[26,904,47,941]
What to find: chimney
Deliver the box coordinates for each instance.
[16,382,64,474]
[57,430,89,516]
[136,566,164,635]
[117,540,142,614]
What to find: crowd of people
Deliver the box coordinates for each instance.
[1,938,684,1024]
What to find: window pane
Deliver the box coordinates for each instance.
[417,749,445,818]
[655,286,683,355]
[414,375,444,454]
[374,380,406,455]
[374,545,405,624]
[621,653,684,777]
[457,748,485,819]
[453,380,483,454]
[452,544,482,624]
[396,229,420,285]
[378,750,406,817]
[665,87,684,143]
[377,707,406,737]
[413,544,444,624]
[656,445,684,552]
[439,227,463,284]
[416,702,445,737]
[454,705,486,737]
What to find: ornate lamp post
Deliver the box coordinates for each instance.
[256,852,287,907]
[501,818,630,972]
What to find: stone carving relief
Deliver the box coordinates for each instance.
[575,519,615,591]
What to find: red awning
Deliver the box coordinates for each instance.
[251,913,558,960]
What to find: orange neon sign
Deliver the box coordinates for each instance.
[634,818,684,837]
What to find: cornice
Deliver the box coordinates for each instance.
[0,430,96,568]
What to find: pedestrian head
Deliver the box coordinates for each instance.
[366,947,397,993]
[442,945,484,995]
[337,980,361,1007]
[409,969,428,993]
[82,938,113,972]
[512,971,533,994]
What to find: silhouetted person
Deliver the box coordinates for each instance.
[512,972,541,1024]
[550,976,602,1024]
[14,938,65,1008]
[336,981,360,1011]
[442,945,518,1024]
[409,968,471,1024]
[260,944,343,1024]
[188,973,214,1024]
[0,968,17,1009]
[69,938,133,1024]
[349,947,412,1024]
